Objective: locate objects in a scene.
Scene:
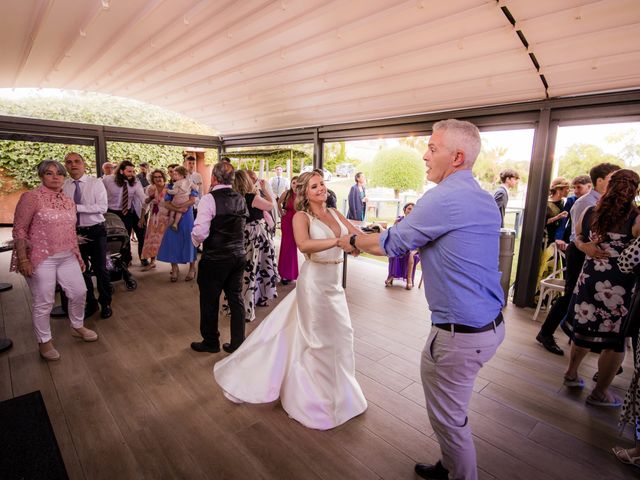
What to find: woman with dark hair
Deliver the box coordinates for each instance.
[562,169,640,407]
[277,176,299,285]
[12,160,97,361]
[140,169,170,271]
[385,202,420,289]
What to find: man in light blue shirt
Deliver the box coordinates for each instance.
[339,119,504,480]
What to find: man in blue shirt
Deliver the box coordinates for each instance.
[339,119,504,480]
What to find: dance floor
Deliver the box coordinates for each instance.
[0,227,637,479]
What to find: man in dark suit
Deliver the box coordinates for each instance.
[493,169,519,227]
[190,162,248,353]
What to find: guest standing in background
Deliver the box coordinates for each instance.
[278,176,299,285]
[233,170,277,320]
[246,169,279,307]
[561,169,640,408]
[136,162,150,188]
[102,160,148,266]
[347,172,368,221]
[12,160,97,361]
[156,166,198,282]
[493,169,519,227]
[184,155,203,216]
[191,161,247,354]
[62,152,112,319]
[140,169,170,271]
[545,177,570,247]
[385,202,420,290]
[101,162,114,177]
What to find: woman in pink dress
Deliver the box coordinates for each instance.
[277,176,299,284]
[140,169,170,271]
[12,160,98,361]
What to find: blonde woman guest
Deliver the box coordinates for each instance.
[215,170,367,430]
[140,169,170,271]
[12,160,98,361]
[246,169,279,307]
[229,170,276,320]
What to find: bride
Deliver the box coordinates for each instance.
[214,170,367,430]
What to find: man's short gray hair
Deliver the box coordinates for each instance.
[432,119,481,166]
[37,159,67,177]
[63,152,86,163]
[212,161,235,185]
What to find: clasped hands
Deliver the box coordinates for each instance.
[337,235,360,256]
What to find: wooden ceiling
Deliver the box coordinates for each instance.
[2,0,640,134]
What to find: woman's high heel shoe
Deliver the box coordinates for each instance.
[405,281,414,290]
[384,278,393,287]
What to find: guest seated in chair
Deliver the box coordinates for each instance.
[385,203,420,290]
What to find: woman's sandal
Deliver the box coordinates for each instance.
[184,269,196,282]
[612,446,640,468]
[585,392,622,407]
[384,278,393,287]
[170,269,178,282]
[405,281,414,290]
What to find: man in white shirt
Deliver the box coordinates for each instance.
[63,152,112,319]
[102,160,147,266]
[184,155,203,209]
[101,162,114,176]
[191,162,248,354]
[269,166,290,225]
[269,166,290,198]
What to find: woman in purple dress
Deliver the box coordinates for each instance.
[385,203,420,290]
[278,176,299,285]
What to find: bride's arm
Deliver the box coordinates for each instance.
[293,211,339,254]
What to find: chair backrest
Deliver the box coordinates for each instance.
[548,243,566,279]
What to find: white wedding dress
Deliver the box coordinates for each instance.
[214,210,367,430]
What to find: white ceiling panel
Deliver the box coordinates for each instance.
[1,0,639,134]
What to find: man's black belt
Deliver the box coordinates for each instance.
[77,222,106,232]
[434,312,503,334]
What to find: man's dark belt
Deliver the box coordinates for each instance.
[434,312,503,334]
[77,222,106,233]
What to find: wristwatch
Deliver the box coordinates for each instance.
[349,234,357,249]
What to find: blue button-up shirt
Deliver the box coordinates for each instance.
[379,170,504,327]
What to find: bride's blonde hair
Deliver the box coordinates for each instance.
[294,171,325,214]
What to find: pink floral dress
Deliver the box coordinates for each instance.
[140,184,170,259]
[561,207,637,352]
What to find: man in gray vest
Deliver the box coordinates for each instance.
[191,162,248,353]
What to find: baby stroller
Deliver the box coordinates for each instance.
[104,212,137,291]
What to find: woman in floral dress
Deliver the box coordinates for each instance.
[613,237,640,468]
[140,169,170,271]
[562,169,640,407]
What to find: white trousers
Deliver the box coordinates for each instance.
[26,251,86,343]
[421,322,505,480]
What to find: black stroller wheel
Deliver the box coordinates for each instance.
[126,279,137,291]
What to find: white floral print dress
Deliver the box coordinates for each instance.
[561,207,637,352]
